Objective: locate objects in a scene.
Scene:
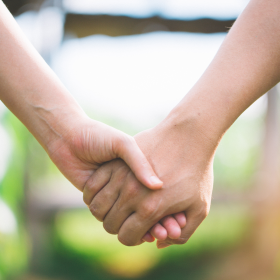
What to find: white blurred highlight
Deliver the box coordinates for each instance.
[0,199,17,234]
[16,7,64,56]
[0,116,12,183]
[51,32,225,129]
[63,0,250,19]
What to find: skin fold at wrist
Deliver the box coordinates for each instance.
[158,103,222,160]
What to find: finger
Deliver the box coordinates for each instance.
[142,232,155,243]
[88,179,120,222]
[102,197,134,235]
[149,223,168,241]
[173,212,187,228]
[157,214,203,249]
[161,216,181,240]
[117,211,157,246]
[151,214,186,241]
[83,163,112,205]
[103,171,149,236]
[88,160,130,221]
[115,136,163,190]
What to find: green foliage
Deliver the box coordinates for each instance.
[0,113,29,209]
[0,230,29,280]
[0,112,31,280]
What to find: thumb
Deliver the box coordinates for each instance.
[115,135,163,190]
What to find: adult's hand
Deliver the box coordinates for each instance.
[84,114,216,248]
[0,0,162,192]
[48,116,185,243]
[47,116,163,192]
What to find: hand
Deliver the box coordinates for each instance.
[47,115,178,243]
[83,116,215,248]
[83,158,187,243]
[47,116,163,192]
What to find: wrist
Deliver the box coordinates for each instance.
[158,100,223,158]
[36,100,89,155]
[135,102,216,184]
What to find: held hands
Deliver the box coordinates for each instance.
[84,118,215,248]
[48,113,215,248]
[47,116,184,241]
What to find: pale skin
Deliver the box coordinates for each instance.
[84,0,280,248]
[0,0,187,242]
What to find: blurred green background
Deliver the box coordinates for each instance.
[1,0,280,280]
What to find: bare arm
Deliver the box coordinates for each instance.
[0,0,163,190]
[173,0,280,145]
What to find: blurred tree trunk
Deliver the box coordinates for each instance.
[212,86,280,280]
[64,14,236,37]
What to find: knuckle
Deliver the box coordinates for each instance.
[139,200,159,220]
[84,179,99,197]
[126,181,141,198]
[196,202,210,220]
[116,134,134,154]
[83,193,90,205]
[89,203,103,221]
[103,222,118,235]
[123,135,135,146]
[114,197,131,213]
[101,187,113,200]
[114,168,128,185]
[114,192,132,212]
[118,234,136,247]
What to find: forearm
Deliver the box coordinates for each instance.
[0,1,87,152]
[130,0,280,247]
[164,0,280,147]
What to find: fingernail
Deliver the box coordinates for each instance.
[157,243,171,249]
[150,176,163,187]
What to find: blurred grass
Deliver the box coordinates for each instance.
[214,115,264,190]
[0,113,31,280]
[0,232,28,280]
[53,204,251,279]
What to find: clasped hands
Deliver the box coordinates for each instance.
[49,114,214,249]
